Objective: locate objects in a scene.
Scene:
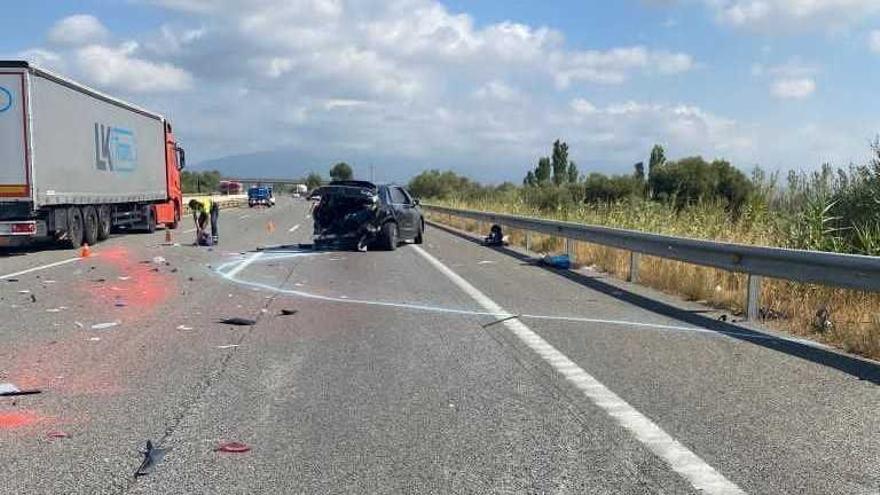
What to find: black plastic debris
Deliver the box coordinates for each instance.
[30,294,37,303]
[0,389,42,397]
[6,278,18,282]
[279,309,299,316]
[219,318,257,326]
[481,314,521,328]
[483,224,506,246]
[135,440,167,477]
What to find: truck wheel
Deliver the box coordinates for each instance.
[380,222,398,251]
[97,205,111,241]
[82,206,99,246]
[66,207,85,249]
[144,207,157,233]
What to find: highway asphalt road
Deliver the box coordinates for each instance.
[0,197,878,494]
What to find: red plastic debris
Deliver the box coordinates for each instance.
[47,430,70,439]
[215,441,251,453]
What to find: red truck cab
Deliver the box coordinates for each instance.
[153,121,185,229]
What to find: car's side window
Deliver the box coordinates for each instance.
[390,187,407,204]
[399,188,414,205]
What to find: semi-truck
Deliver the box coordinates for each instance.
[0,60,185,248]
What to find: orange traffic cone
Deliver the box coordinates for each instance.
[80,243,91,258]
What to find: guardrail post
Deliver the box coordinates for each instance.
[565,237,572,257]
[629,252,640,283]
[525,231,531,251]
[746,274,762,321]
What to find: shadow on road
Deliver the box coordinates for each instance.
[428,221,880,386]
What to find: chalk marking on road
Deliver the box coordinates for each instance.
[411,245,745,495]
[240,214,251,220]
[0,257,81,280]
[289,224,301,233]
[183,228,197,234]
[222,252,263,279]
[214,252,794,344]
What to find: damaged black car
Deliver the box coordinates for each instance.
[311,181,424,251]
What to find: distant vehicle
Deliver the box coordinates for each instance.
[292,184,308,198]
[219,180,243,195]
[0,61,185,248]
[248,186,274,207]
[311,180,424,251]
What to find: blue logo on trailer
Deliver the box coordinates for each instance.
[95,123,138,172]
[0,86,12,113]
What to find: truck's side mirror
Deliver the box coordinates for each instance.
[176,147,186,170]
[413,198,421,206]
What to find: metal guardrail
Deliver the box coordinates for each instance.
[424,204,880,320]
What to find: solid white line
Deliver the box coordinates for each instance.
[224,252,263,279]
[288,224,300,233]
[0,257,81,280]
[411,245,745,495]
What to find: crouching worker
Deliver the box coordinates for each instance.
[188,198,220,246]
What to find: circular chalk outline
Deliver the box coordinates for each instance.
[0,87,12,113]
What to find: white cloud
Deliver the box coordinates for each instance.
[870,30,880,53]
[75,42,193,93]
[771,78,816,99]
[48,14,109,45]
[706,0,880,31]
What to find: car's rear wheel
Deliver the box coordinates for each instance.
[379,222,398,251]
[414,221,424,244]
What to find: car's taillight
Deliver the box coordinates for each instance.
[10,222,36,234]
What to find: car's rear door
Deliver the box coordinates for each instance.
[388,186,416,237]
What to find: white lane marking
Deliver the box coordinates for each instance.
[288,224,301,233]
[0,257,80,280]
[223,252,262,279]
[411,245,745,495]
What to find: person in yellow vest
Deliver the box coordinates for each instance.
[188,198,219,245]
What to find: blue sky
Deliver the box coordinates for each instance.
[2,1,880,181]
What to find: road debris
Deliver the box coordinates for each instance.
[47,431,70,439]
[215,441,251,453]
[217,345,240,349]
[219,317,256,326]
[114,297,128,308]
[30,294,37,303]
[542,254,571,269]
[135,440,167,477]
[74,321,84,329]
[152,256,167,265]
[483,224,508,246]
[91,321,121,330]
[18,290,30,294]
[176,325,193,331]
[118,276,131,281]
[89,337,101,342]
[6,278,19,282]
[482,314,521,328]
[0,383,42,397]
[279,309,299,316]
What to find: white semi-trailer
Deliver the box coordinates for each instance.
[0,61,185,248]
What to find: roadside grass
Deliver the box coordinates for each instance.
[429,201,880,361]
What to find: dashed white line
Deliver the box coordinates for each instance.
[412,245,745,495]
[0,257,81,280]
[289,224,301,233]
